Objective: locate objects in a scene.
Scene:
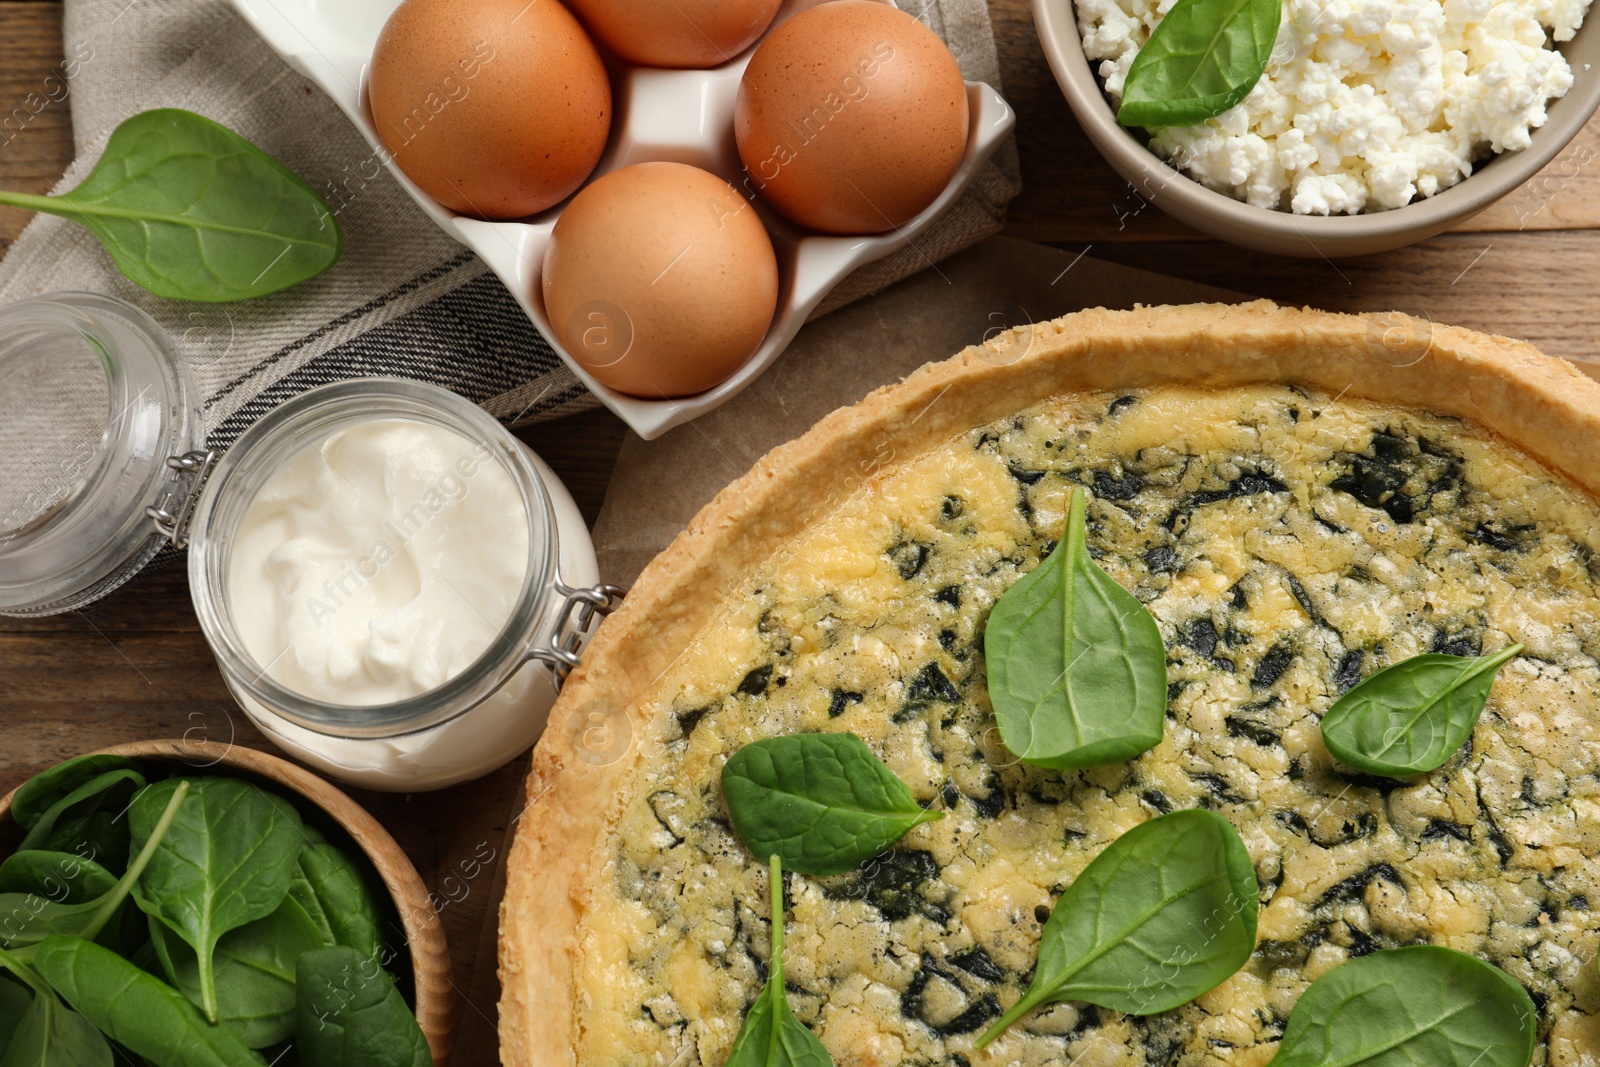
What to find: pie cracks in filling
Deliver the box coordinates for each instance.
[575,384,1600,1067]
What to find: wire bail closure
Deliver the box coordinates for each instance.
[529,579,626,690]
[145,450,217,549]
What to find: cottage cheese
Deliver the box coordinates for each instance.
[1079,0,1590,212]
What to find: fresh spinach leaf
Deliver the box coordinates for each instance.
[294,946,430,1067]
[725,857,834,1067]
[1117,0,1283,128]
[0,987,112,1067]
[1320,645,1523,777]
[128,778,303,1025]
[0,855,116,904]
[1267,945,1536,1066]
[19,771,146,870]
[31,936,267,1067]
[23,822,125,886]
[0,946,111,1067]
[976,809,1258,1048]
[256,1042,297,1067]
[0,950,45,1002]
[722,733,943,877]
[0,109,341,302]
[9,758,144,834]
[288,843,384,966]
[984,486,1167,770]
[0,977,30,1050]
[150,893,328,1049]
[0,783,188,958]
[124,935,162,978]
[285,873,332,955]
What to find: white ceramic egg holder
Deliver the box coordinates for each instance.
[225,0,1015,439]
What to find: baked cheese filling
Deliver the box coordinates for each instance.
[580,384,1600,1067]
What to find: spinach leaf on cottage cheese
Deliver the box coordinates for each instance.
[1117,0,1282,127]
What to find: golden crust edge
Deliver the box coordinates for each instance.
[495,299,1600,1066]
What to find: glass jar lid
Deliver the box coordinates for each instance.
[0,293,204,616]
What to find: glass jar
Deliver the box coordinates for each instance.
[0,293,205,615]
[185,378,616,791]
[0,290,614,791]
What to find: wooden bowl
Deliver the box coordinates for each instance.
[0,738,457,1065]
[1032,0,1600,257]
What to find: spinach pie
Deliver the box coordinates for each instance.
[500,303,1600,1067]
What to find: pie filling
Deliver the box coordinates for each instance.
[580,383,1600,1066]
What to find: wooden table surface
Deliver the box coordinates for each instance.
[2,0,1598,1058]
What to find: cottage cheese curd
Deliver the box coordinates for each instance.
[1079,0,1590,212]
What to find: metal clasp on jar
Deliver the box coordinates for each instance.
[146,450,218,549]
[528,579,626,689]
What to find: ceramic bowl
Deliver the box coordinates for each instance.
[225,0,1016,439]
[0,739,456,1065]
[1032,0,1600,257]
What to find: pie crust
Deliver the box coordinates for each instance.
[496,300,1600,1066]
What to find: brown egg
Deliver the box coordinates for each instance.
[566,0,783,68]
[542,163,779,398]
[368,0,611,219]
[734,1,970,234]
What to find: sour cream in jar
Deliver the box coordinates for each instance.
[229,418,528,706]
[185,379,602,792]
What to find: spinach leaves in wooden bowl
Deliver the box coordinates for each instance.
[0,750,436,1065]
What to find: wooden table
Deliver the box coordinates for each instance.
[3,0,1598,1057]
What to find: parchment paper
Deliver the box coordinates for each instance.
[591,236,1248,586]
